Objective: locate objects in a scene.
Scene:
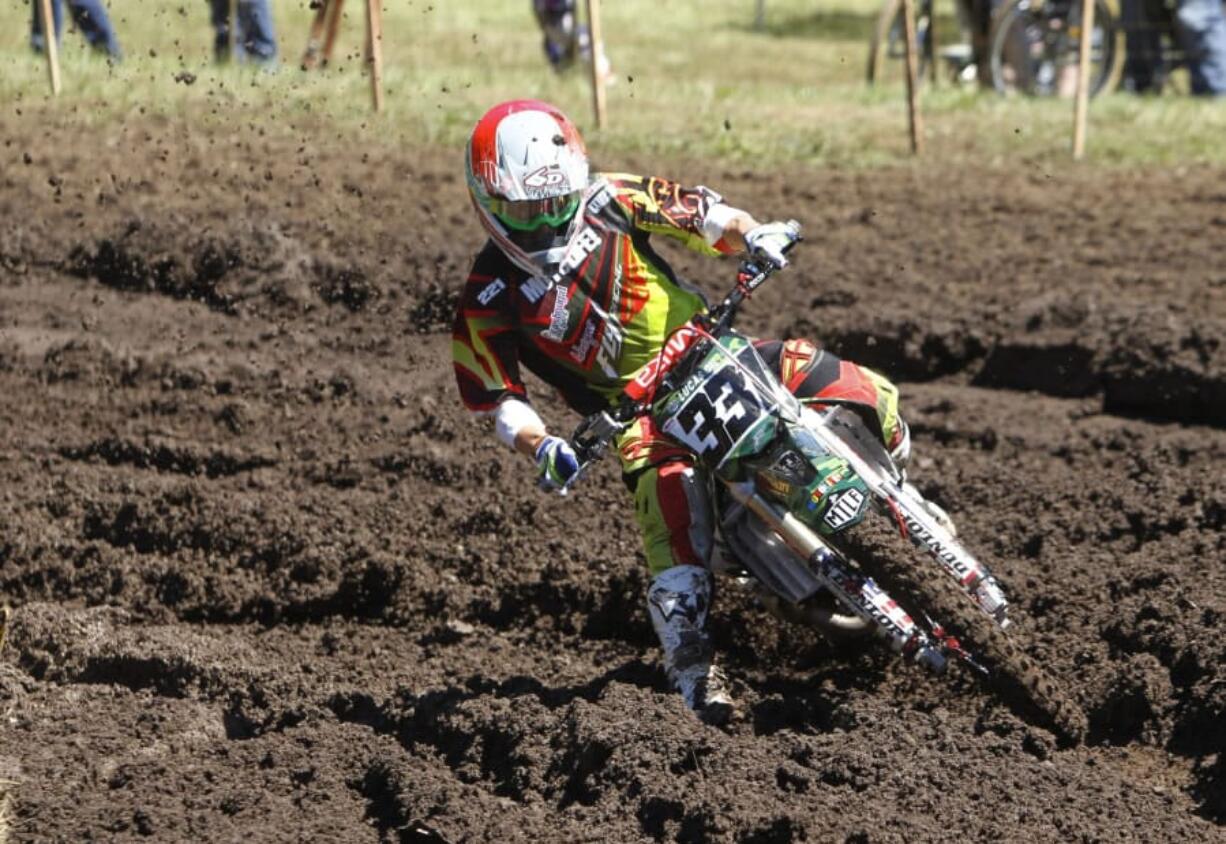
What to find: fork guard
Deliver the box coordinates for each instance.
[721,480,941,657]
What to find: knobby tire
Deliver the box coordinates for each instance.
[832,512,1088,745]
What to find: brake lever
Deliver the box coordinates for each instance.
[745,218,804,268]
[558,409,631,496]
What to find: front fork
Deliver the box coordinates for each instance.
[881,489,1010,629]
[724,482,948,673]
[797,406,1011,630]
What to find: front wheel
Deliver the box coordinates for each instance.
[988,0,1123,96]
[831,512,1087,743]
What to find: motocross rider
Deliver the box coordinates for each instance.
[452,99,911,725]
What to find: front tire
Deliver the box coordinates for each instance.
[831,512,1087,744]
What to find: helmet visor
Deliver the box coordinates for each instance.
[487,191,581,231]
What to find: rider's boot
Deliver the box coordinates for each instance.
[647,564,735,725]
[891,418,958,537]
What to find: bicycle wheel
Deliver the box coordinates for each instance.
[867,0,935,86]
[988,0,1123,96]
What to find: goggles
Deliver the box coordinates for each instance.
[487,191,581,231]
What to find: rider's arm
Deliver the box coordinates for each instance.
[496,395,578,491]
[495,397,548,458]
[452,260,527,414]
[604,173,758,256]
[452,263,577,487]
[707,209,761,254]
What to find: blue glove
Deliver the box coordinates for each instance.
[744,220,801,269]
[535,435,580,492]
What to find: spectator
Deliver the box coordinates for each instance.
[1175,0,1226,94]
[30,0,122,62]
[533,0,584,70]
[209,0,277,65]
[531,0,610,77]
[1123,0,1226,95]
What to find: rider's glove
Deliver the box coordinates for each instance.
[744,220,800,269]
[535,435,580,492]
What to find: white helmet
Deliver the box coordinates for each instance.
[465,99,590,273]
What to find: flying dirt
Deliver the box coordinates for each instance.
[1,118,1223,841]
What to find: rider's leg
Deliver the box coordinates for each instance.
[618,428,734,724]
[756,339,954,533]
[755,339,908,457]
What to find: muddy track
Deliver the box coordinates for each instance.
[1,117,1224,841]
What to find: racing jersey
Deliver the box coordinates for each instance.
[452,173,739,416]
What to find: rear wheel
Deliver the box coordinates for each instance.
[831,512,1087,744]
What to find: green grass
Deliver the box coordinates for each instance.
[1,0,1224,167]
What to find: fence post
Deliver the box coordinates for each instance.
[1072,0,1096,158]
[902,0,924,153]
[38,0,61,95]
[585,0,607,128]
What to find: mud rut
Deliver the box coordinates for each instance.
[1,116,1224,842]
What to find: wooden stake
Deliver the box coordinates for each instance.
[585,0,607,129]
[37,0,61,96]
[366,0,384,113]
[302,0,329,69]
[1072,0,1095,159]
[303,0,346,69]
[928,1,939,85]
[229,0,238,60]
[754,0,766,30]
[901,0,924,154]
[323,0,345,66]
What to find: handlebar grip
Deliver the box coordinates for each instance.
[782,219,803,252]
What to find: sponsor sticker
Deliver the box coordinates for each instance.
[523,165,566,191]
[556,227,602,277]
[570,319,599,363]
[772,450,808,480]
[755,473,792,498]
[626,325,700,401]
[520,276,549,304]
[807,466,850,510]
[477,278,505,306]
[823,487,866,531]
[586,185,612,215]
[541,285,571,342]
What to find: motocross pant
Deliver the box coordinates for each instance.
[618,338,906,577]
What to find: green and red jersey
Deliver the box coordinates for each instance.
[452,173,740,416]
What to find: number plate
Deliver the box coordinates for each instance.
[656,340,777,467]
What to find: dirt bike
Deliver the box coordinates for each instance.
[559,223,1087,743]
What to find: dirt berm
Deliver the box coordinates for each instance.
[1,116,1223,842]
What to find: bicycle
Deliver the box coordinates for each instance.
[987,0,1124,96]
[866,0,990,87]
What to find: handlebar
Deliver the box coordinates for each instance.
[556,219,803,495]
